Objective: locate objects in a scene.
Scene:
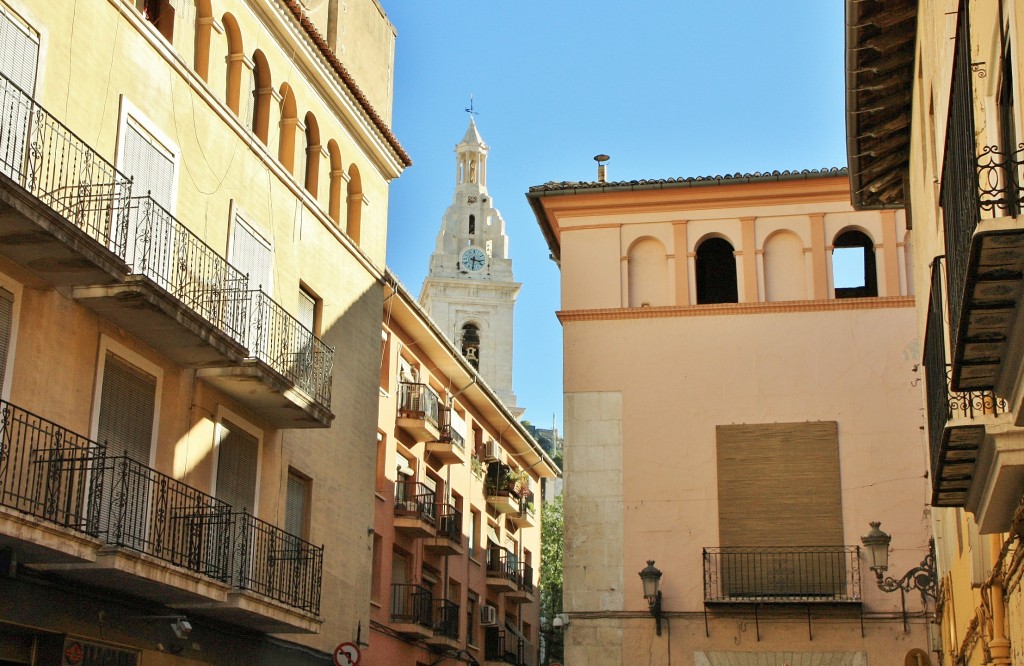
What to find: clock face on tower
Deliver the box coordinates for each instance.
[460,247,486,272]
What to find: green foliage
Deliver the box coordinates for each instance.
[539,493,564,663]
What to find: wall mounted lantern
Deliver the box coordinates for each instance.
[638,560,663,636]
[861,521,938,604]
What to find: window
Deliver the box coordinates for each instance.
[97,353,157,465]
[716,422,844,597]
[230,213,272,293]
[118,114,177,267]
[285,470,309,539]
[371,533,383,603]
[139,0,174,41]
[997,39,1019,217]
[469,215,476,235]
[0,4,38,184]
[469,508,480,560]
[833,230,877,298]
[0,287,13,396]
[215,419,259,514]
[695,237,738,304]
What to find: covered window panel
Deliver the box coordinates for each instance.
[230,217,272,294]
[0,5,38,94]
[285,471,309,538]
[0,288,12,394]
[216,419,259,514]
[98,353,157,463]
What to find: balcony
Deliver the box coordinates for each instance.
[425,414,467,466]
[0,73,131,289]
[940,3,1024,393]
[423,598,460,650]
[0,72,334,429]
[199,289,334,428]
[925,260,1010,508]
[485,463,522,515]
[393,481,437,538]
[390,583,433,638]
[424,502,463,556]
[0,399,105,564]
[484,627,534,666]
[396,382,442,441]
[702,546,862,603]
[196,511,323,633]
[508,497,536,529]
[505,562,535,604]
[486,546,519,594]
[73,196,250,368]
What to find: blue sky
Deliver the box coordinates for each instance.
[380,2,849,432]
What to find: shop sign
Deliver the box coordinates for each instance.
[62,638,139,666]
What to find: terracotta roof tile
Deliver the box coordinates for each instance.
[528,167,847,193]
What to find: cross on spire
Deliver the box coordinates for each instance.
[465,94,479,116]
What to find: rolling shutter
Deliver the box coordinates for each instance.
[97,354,157,463]
[716,421,844,596]
[216,419,258,514]
[0,5,38,95]
[0,288,11,394]
[285,472,308,538]
[119,122,176,268]
[230,218,272,293]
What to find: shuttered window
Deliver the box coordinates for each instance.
[716,422,844,596]
[285,472,309,538]
[97,354,157,463]
[230,217,272,293]
[298,289,316,332]
[215,419,259,514]
[119,122,176,268]
[0,5,39,95]
[0,288,13,394]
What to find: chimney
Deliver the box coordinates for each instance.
[594,154,610,183]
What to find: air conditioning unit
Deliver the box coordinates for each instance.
[482,439,500,463]
[479,604,498,627]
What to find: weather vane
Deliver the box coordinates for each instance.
[465,94,478,116]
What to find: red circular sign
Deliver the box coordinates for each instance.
[64,642,84,665]
[333,642,360,666]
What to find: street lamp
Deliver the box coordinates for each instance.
[860,521,938,603]
[638,560,663,636]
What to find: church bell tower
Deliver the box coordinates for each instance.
[420,118,521,414]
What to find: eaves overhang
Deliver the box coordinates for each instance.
[844,0,917,210]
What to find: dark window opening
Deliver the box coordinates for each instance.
[833,230,877,298]
[469,215,476,235]
[998,40,1019,217]
[695,238,738,304]
[141,0,174,40]
[461,323,480,370]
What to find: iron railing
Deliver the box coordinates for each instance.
[125,196,250,341]
[487,546,519,583]
[398,382,441,427]
[939,0,980,353]
[246,289,333,407]
[519,563,535,594]
[229,511,323,614]
[435,502,462,544]
[92,454,233,580]
[391,583,433,627]
[438,410,465,449]
[0,399,104,534]
[0,72,132,256]
[703,546,862,602]
[432,599,460,641]
[484,627,531,665]
[394,480,437,525]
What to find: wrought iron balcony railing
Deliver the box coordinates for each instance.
[0,399,104,534]
[519,563,534,594]
[432,598,460,641]
[487,546,519,582]
[484,627,531,665]
[246,289,334,407]
[0,72,132,256]
[398,382,441,427]
[92,454,233,580]
[124,196,250,341]
[435,502,462,544]
[438,419,465,449]
[394,480,437,525]
[390,583,433,627]
[229,511,323,614]
[703,546,862,603]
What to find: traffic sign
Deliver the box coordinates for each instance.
[333,642,360,666]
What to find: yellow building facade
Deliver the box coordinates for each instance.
[370,273,557,666]
[528,169,933,665]
[846,0,1024,664]
[0,0,408,663]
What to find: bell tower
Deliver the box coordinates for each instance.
[420,117,521,414]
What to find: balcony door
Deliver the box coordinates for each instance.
[215,419,259,515]
[95,352,158,550]
[0,4,39,183]
[229,215,272,355]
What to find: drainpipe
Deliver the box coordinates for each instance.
[988,533,1011,665]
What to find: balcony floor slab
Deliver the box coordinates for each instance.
[198,363,333,428]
